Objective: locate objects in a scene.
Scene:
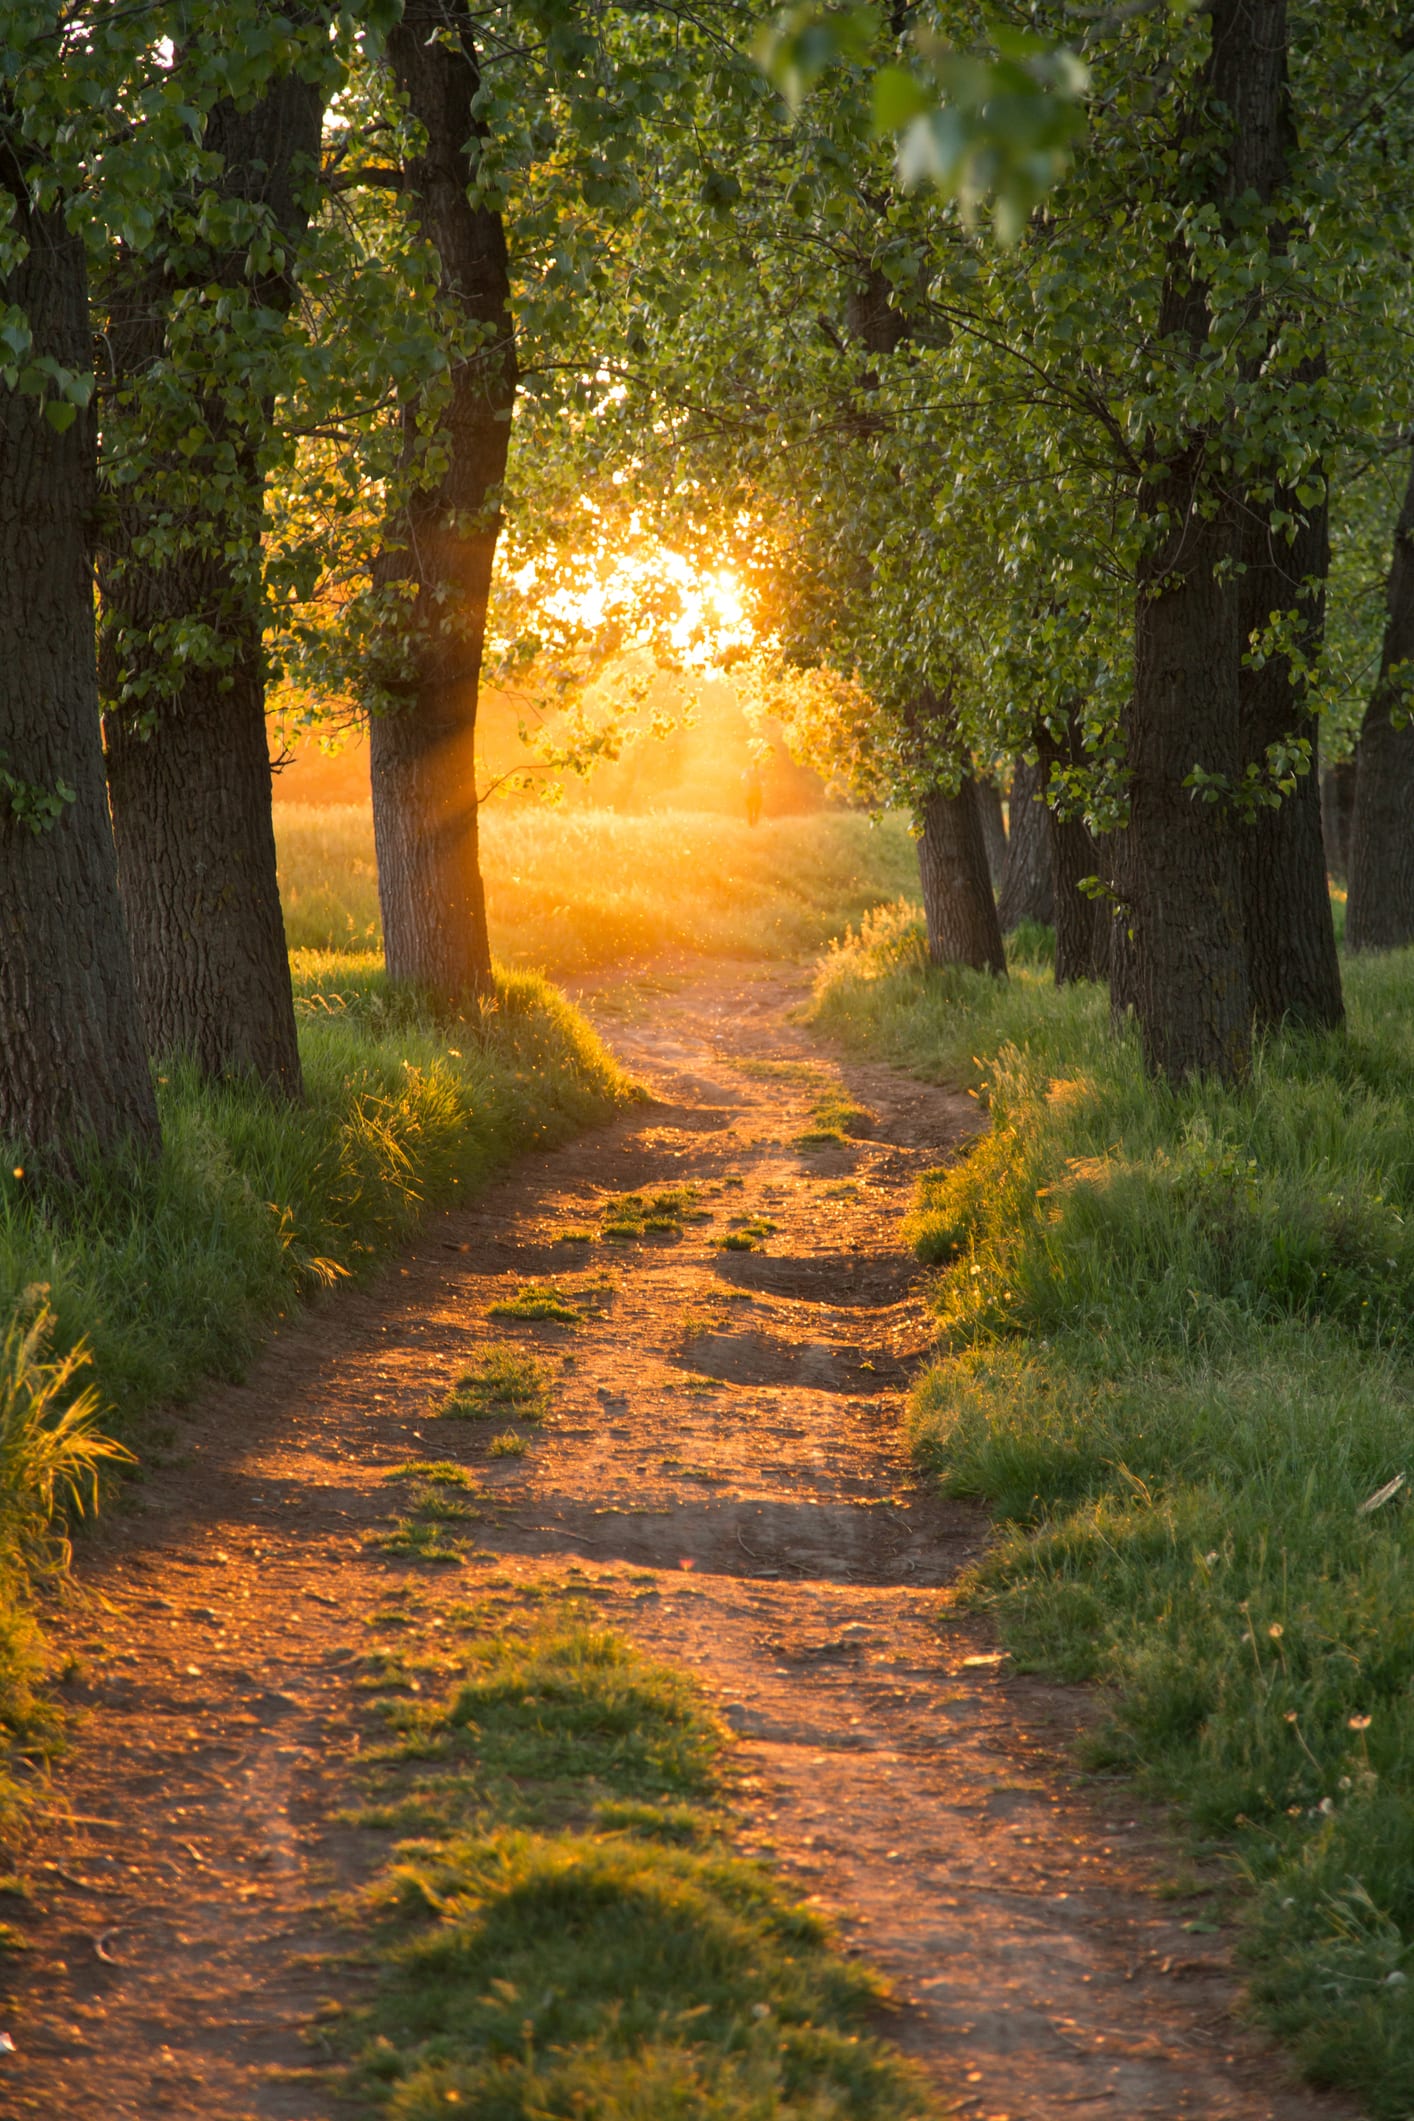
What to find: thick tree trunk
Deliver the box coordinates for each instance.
[369,0,516,1004]
[1124,0,1292,1083]
[1236,486,1343,1029]
[99,69,317,1095]
[975,778,1007,894]
[104,646,299,1089]
[1321,757,1355,880]
[1037,719,1109,984]
[1347,446,1414,951]
[997,756,1054,931]
[917,780,1006,974]
[1126,497,1249,1077]
[0,179,159,1170]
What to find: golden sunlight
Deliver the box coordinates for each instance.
[512,519,755,670]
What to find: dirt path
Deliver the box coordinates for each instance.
[0,960,1356,2120]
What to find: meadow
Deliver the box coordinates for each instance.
[275,802,919,972]
[812,902,1414,2115]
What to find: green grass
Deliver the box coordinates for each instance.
[487,1283,586,1325]
[276,804,921,972]
[440,1348,552,1423]
[372,1465,488,1566]
[600,1185,711,1241]
[794,1089,875,1146]
[0,958,626,1425]
[345,1597,926,2120]
[811,901,1414,2117]
[0,958,628,1802]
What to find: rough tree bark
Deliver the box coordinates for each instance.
[1236,482,1343,1029]
[1123,0,1293,1083]
[1347,445,1414,951]
[0,158,159,1169]
[1320,757,1355,880]
[917,779,1007,973]
[100,66,317,1095]
[997,756,1054,931]
[975,778,1008,895]
[1037,718,1109,984]
[369,0,516,1004]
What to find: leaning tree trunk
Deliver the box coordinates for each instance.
[917,780,1006,974]
[369,0,517,1005]
[1320,756,1355,881]
[0,177,159,1171]
[1347,444,1414,951]
[997,755,1054,931]
[100,66,317,1096]
[1037,717,1109,984]
[1235,482,1342,1030]
[975,778,1008,895]
[1124,0,1295,1083]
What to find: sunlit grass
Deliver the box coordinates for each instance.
[0,962,629,1805]
[346,1598,927,2119]
[813,906,1414,2116]
[276,803,919,971]
[440,1348,551,1422]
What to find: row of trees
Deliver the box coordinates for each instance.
[2,0,621,1169]
[3,0,1414,1177]
[598,0,1413,1083]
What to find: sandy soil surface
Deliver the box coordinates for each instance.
[0,959,1357,2120]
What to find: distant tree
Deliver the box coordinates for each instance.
[996,757,1053,933]
[363,0,517,1005]
[1346,444,1414,951]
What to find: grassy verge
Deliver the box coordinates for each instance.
[0,958,630,1806]
[343,1587,926,2120]
[276,804,919,971]
[811,901,1414,2116]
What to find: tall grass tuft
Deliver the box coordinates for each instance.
[812,913,1414,2117]
[0,1294,131,1577]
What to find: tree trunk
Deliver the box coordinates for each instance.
[99,68,317,1095]
[1236,483,1343,1029]
[1126,486,1249,1078]
[917,780,1006,974]
[975,777,1007,894]
[369,0,517,1005]
[1124,0,1293,1083]
[997,756,1054,930]
[1321,756,1355,880]
[0,176,159,1171]
[1037,719,1109,984]
[1347,445,1414,951]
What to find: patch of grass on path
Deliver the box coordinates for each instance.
[440,1349,551,1422]
[811,902,1414,2117]
[600,1185,710,1241]
[488,1282,586,1324]
[347,1596,926,2120]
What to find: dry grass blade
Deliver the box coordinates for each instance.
[0,1290,132,1576]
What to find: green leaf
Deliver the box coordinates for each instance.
[872,65,929,133]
